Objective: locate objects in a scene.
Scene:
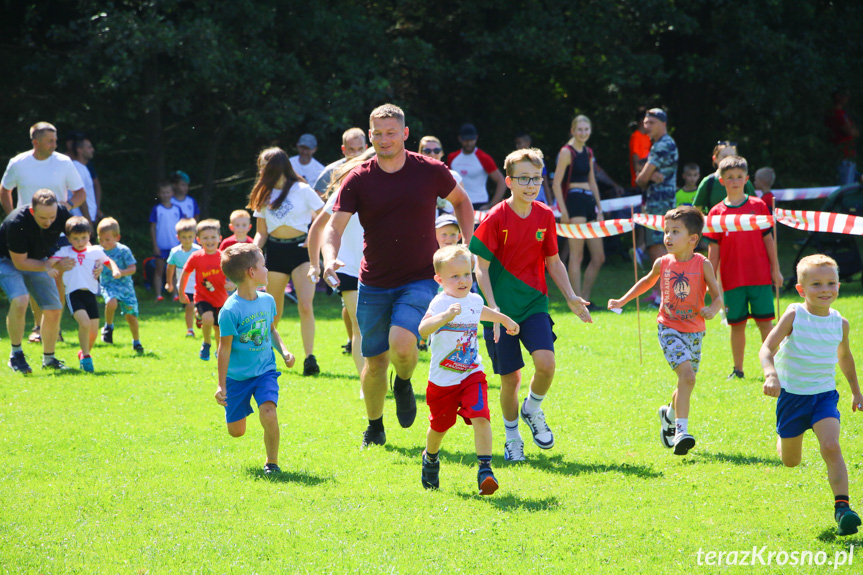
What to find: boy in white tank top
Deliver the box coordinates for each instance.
[760,254,863,536]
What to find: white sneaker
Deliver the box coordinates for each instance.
[520,403,554,449]
[503,438,525,462]
[673,432,696,456]
[658,405,675,449]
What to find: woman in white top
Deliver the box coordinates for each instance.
[248,147,324,375]
[418,136,465,215]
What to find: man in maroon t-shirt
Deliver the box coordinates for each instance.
[322,103,474,448]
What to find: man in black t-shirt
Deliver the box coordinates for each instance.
[0,189,76,372]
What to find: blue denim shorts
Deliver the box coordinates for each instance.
[483,312,556,376]
[776,389,840,438]
[356,279,438,357]
[224,370,280,424]
[0,257,62,310]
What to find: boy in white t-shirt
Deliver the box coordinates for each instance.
[418,245,519,495]
[52,217,121,372]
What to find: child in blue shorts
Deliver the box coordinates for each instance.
[760,254,863,536]
[215,243,295,475]
[97,217,143,353]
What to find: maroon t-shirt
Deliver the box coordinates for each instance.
[334,151,456,288]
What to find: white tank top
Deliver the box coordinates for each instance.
[775,303,843,395]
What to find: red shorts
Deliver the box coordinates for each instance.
[426,371,490,433]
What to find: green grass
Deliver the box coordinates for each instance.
[2,243,863,573]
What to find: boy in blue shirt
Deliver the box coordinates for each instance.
[97,217,143,353]
[216,243,295,475]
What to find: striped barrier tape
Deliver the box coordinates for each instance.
[774,208,863,235]
[556,218,633,239]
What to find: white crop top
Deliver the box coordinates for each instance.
[253,181,324,234]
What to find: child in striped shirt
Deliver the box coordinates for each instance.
[760,254,863,536]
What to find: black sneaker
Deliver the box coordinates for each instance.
[101,324,113,344]
[836,507,862,536]
[133,341,144,355]
[421,450,440,490]
[8,351,32,374]
[478,467,499,495]
[341,340,352,355]
[391,373,417,428]
[303,354,320,376]
[263,463,282,476]
[42,357,69,370]
[361,425,386,448]
[727,368,745,380]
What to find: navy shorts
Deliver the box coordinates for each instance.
[776,389,840,438]
[483,312,556,376]
[159,249,171,260]
[224,370,280,423]
[356,279,438,357]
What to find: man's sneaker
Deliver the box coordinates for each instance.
[391,373,417,428]
[361,425,386,448]
[42,357,69,370]
[673,432,696,456]
[8,352,32,374]
[133,341,144,355]
[478,468,499,496]
[186,329,195,337]
[303,354,320,376]
[727,368,745,380]
[520,402,554,449]
[78,351,94,373]
[263,463,282,476]
[836,507,862,536]
[341,340,352,355]
[200,343,211,361]
[101,325,114,344]
[421,450,439,490]
[658,405,675,449]
[503,438,525,462]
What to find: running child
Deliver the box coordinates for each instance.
[435,214,462,248]
[179,219,232,361]
[419,245,520,494]
[97,217,143,352]
[216,243,295,475]
[608,206,723,455]
[165,218,201,336]
[52,216,122,372]
[470,148,592,462]
[219,209,254,251]
[149,180,184,301]
[760,254,863,536]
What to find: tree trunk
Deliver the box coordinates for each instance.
[142,57,165,192]
[200,111,231,218]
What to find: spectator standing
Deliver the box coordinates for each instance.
[692,142,756,212]
[313,128,368,198]
[826,90,859,186]
[70,136,100,223]
[171,171,199,220]
[628,110,652,188]
[290,134,326,187]
[447,123,506,210]
[418,135,465,214]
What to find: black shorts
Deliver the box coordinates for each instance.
[564,188,597,222]
[265,236,309,275]
[336,272,359,293]
[195,301,222,321]
[67,289,100,320]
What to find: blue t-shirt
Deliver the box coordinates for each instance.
[149,203,184,250]
[645,134,678,212]
[218,291,278,380]
[172,196,200,219]
[100,242,136,294]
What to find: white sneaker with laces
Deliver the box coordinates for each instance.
[520,403,554,449]
[658,405,675,449]
[503,438,525,462]
[673,432,696,456]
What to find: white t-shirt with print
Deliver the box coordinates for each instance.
[323,189,363,278]
[253,181,324,235]
[427,292,485,387]
[53,244,111,294]
[1,151,84,208]
[289,156,326,188]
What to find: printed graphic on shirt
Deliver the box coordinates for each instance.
[238,316,270,350]
[271,198,294,222]
[438,322,479,373]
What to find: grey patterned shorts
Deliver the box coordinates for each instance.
[657,324,704,372]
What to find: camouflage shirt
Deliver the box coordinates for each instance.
[645,133,678,214]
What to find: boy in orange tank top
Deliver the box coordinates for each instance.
[608,206,723,455]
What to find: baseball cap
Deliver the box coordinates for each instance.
[459,123,478,139]
[435,214,459,229]
[297,133,317,148]
[645,108,668,123]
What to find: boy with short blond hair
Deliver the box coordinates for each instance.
[53,217,122,371]
[219,209,254,251]
[166,218,201,335]
[97,217,143,352]
[704,155,782,380]
[419,245,519,494]
[470,148,591,462]
[216,243,295,475]
[180,219,231,361]
[760,254,863,536]
[609,206,723,455]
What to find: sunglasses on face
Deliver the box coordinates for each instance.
[421,147,442,155]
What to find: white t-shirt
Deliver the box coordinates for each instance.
[437,169,463,214]
[447,148,497,204]
[52,244,111,294]
[427,292,485,386]
[323,190,363,278]
[1,151,84,208]
[71,160,96,219]
[289,156,326,188]
[253,182,324,235]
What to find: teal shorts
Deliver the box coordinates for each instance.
[724,284,774,325]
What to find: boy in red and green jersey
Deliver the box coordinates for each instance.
[470,148,592,462]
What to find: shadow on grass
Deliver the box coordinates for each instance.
[455,491,561,512]
[816,527,863,545]
[689,450,783,467]
[244,465,332,486]
[521,452,664,479]
[384,444,476,465]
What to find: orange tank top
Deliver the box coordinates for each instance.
[658,253,707,333]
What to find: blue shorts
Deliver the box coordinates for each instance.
[356,279,438,357]
[483,312,556,376]
[0,257,62,310]
[158,249,171,260]
[776,389,840,438]
[224,370,280,424]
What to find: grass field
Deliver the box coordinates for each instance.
[2,243,863,573]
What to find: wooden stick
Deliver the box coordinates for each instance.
[631,206,643,365]
[773,196,779,318]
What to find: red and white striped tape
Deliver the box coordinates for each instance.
[631,213,665,231]
[703,214,773,233]
[775,208,863,235]
[773,187,838,202]
[556,219,634,239]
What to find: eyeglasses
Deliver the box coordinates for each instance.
[514,176,543,186]
[716,141,737,147]
[421,147,442,155]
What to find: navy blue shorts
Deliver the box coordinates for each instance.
[224,370,280,424]
[356,279,438,357]
[483,312,556,376]
[776,389,840,438]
